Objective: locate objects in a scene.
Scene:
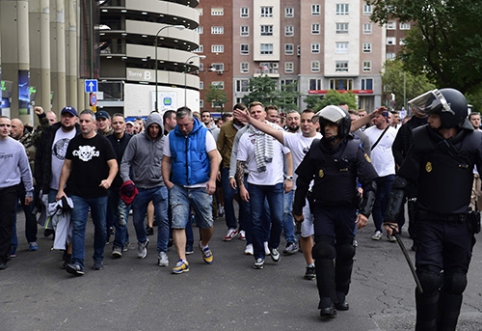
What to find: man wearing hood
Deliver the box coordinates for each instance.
[120,112,170,267]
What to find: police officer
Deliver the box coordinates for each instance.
[293,105,378,318]
[384,88,482,331]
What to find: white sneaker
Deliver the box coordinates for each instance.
[158,251,169,267]
[223,228,238,241]
[218,205,225,217]
[371,231,382,241]
[387,235,397,243]
[137,239,149,258]
[244,244,254,255]
[239,230,246,240]
[264,242,271,255]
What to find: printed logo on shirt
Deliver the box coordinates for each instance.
[73,145,100,162]
[425,161,432,173]
[52,138,71,160]
[0,153,14,160]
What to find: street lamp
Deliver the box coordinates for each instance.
[154,24,185,111]
[184,54,206,106]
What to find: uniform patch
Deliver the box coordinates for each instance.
[318,169,324,178]
[425,161,432,173]
[364,153,371,163]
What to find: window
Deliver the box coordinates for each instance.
[211,26,224,34]
[285,43,294,55]
[285,7,294,17]
[387,37,396,45]
[312,4,320,15]
[240,62,249,73]
[363,61,371,72]
[261,6,273,18]
[212,81,224,89]
[330,79,353,90]
[241,44,249,55]
[197,8,203,16]
[363,4,372,15]
[193,45,203,53]
[261,25,273,36]
[211,7,223,16]
[400,22,411,30]
[260,43,273,55]
[335,61,348,72]
[311,23,320,34]
[240,26,249,36]
[195,26,203,34]
[211,63,224,71]
[212,100,225,108]
[336,4,349,15]
[363,42,372,53]
[310,79,322,90]
[285,62,294,73]
[311,42,320,53]
[211,45,224,53]
[336,23,349,34]
[386,53,396,60]
[363,23,372,34]
[200,100,204,108]
[335,42,348,54]
[236,79,249,92]
[361,78,373,90]
[200,81,204,90]
[285,25,294,37]
[386,21,396,30]
[311,61,320,72]
[240,7,249,18]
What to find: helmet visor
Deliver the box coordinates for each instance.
[313,105,346,124]
[408,89,454,116]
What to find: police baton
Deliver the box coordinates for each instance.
[390,227,423,294]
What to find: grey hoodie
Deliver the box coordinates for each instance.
[120,113,165,189]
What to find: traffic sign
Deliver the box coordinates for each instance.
[85,79,98,93]
[90,92,97,106]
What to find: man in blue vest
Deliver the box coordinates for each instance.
[162,106,220,274]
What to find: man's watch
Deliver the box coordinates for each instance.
[285,175,293,181]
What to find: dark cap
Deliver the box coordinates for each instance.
[96,110,110,119]
[61,106,78,117]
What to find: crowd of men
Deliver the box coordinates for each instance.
[0,89,480,331]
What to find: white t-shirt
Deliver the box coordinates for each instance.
[237,131,290,186]
[364,126,397,177]
[50,128,76,190]
[282,131,322,189]
[164,130,217,188]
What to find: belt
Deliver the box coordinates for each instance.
[419,210,467,222]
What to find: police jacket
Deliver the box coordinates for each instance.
[392,116,428,167]
[397,125,482,214]
[293,135,378,216]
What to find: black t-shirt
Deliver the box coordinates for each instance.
[65,134,116,198]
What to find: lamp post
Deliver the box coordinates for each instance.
[184,54,206,106]
[155,24,185,111]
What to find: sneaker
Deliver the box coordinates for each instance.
[112,246,122,258]
[304,265,316,280]
[371,230,382,241]
[223,228,238,241]
[283,242,299,255]
[239,230,246,240]
[200,244,213,264]
[137,239,149,259]
[270,248,281,262]
[244,244,254,255]
[253,258,264,269]
[65,263,85,276]
[388,235,397,243]
[146,227,154,236]
[186,244,194,255]
[171,259,189,274]
[353,239,358,247]
[123,241,129,252]
[93,259,104,270]
[28,242,38,251]
[264,242,271,255]
[158,251,169,267]
[218,205,225,217]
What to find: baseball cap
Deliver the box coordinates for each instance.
[60,106,78,117]
[96,110,110,119]
[126,121,134,126]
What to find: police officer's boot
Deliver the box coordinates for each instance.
[315,258,337,318]
[438,291,463,331]
[318,297,337,318]
[415,289,439,331]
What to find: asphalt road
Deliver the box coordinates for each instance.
[2,212,482,331]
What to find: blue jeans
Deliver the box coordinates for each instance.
[132,186,169,253]
[249,183,284,259]
[221,167,250,232]
[70,195,108,269]
[372,175,395,232]
[11,185,38,252]
[283,190,296,243]
[170,185,213,229]
[108,188,130,248]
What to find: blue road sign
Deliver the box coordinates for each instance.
[85,79,98,93]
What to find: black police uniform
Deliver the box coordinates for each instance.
[293,134,378,316]
[386,124,482,331]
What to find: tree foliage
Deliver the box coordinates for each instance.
[242,75,278,106]
[274,81,300,112]
[381,59,435,110]
[205,84,229,112]
[367,0,482,94]
[303,90,357,111]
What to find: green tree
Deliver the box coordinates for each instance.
[205,84,229,112]
[382,59,435,110]
[303,95,323,110]
[242,75,278,106]
[275,81,300,112]
[367,0,482,94]
[305,90,357,111]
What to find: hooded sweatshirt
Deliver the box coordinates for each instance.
[120,113,165,189]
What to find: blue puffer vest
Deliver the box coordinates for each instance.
[169,117,210,186]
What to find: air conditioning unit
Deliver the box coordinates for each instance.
[217,70,223,75]
[297,45,301,56]
[272,63,279,69]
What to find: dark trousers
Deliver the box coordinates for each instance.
[12,184,38,252]
[0,186,19,264]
